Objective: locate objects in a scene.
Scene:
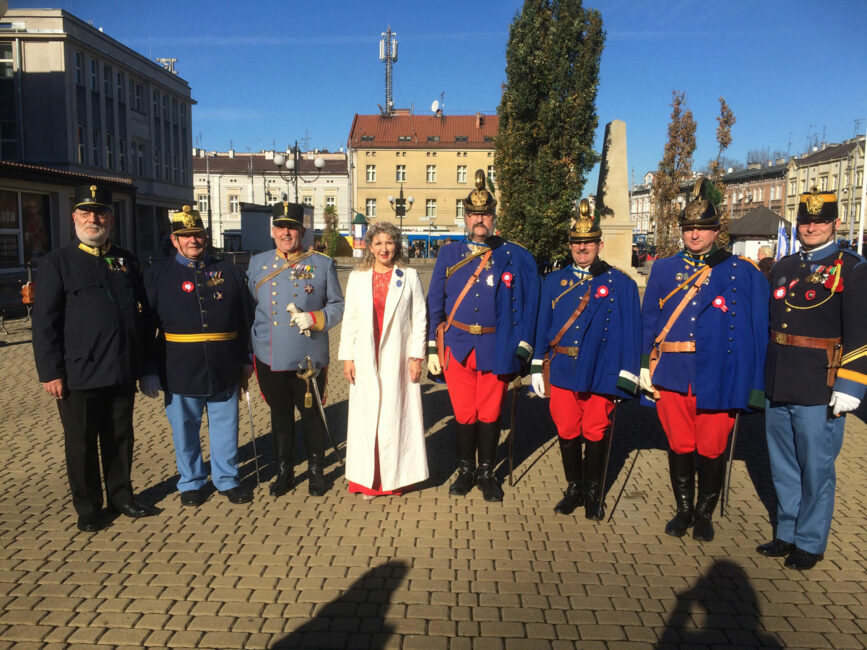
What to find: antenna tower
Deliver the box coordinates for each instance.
[379,26,398,116]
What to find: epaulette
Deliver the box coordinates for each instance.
[312,251,332,259]
[840,248,867,265]
[706,248,732,268]
[589,259,611,277]
[738,255,760,271]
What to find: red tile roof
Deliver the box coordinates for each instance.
[348,113,498,149]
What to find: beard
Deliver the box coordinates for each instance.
[75,221,110,247]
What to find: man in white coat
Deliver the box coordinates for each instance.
[339,222,429,497]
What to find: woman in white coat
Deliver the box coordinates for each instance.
[339,221,429,498]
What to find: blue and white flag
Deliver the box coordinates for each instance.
[789,219,800,254]
[776,220,788,260]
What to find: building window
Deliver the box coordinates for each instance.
[457,165,467,183]
[455,135,468,142]
[91,129,100,166]
[133,82,143,112]
[229,194,240,214]
[118,139,126,171]
[456,199,465,219]
[487,166,496,184]
[116,71,124,100]
[74,51,83,85]
[365,198,377,218]
[361,135,374,142]
[857,171,863,187]
[398,135,411,142]
[89,59,98,91]
[103,64,112,96]
[197,194,208,213]
[427,135,440,142]
[325,196,336,209]
[426,199,436,218]
[426,165,437,182]
[789,180,797,196]
[755,187,762,202]
[0,190,52,268]
[831,174,838,190]
[136,142,145,176]
[302,195,313,206]
[800,179,807,193]
[820,176,828,191]
[366,165,376,182]
[396,165,406,183]
[105,133,113,168]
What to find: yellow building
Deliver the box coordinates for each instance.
[347,111,498,243]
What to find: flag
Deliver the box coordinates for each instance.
[789,219,800,254]
[775,220,787,260]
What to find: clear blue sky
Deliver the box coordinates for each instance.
[10,0,867,191]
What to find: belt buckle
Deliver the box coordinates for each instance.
[565,346,579,358]
[469,324,482,335]
[774,331,786,345]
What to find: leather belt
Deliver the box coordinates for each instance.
[164,331,238,343]
[770,330,840,351]
[451,320,496,335]
[554,345,580,358]
[659,341,696,353]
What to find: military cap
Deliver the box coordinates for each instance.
[73,184,113,212]
[170,205,206,235]
[463,169,497,215]
[272,201,305,228]
[680,176,722,228]
[568,198,602,242]
[797,187,838,223]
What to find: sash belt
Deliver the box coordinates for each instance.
[164,331,238,343]
[450,320,496,335]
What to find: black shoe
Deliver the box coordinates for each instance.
[219,486,253,504]
[784,548,822,571]
[270,468,295,497]
[476,465,504,502]
[450,422,477,496]
[449,462,476,495]
[476,421,503,502]
[112,500,157,518]
[554,482,584,515]
[691,454,726,543]
[757,538,795,558]
[180,489,205,507]
[583,437,607,521]
[665,511,694,537]
[307,460,328,497]
[77,513,107,533]
[665,450,695,538]
[692,514,715,542]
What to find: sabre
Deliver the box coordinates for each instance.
[243,388,262,488]
[720,411,741,518]
[508,378,520,487]
[596,401,618,520]
[300,356,344,465]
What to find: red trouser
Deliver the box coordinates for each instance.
[549,386,613,442]
[656,388,735,458]
[443,348,508,424]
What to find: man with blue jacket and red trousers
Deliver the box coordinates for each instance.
[427,170,540,502]
[530,200,641,519]
[640,177,769,542]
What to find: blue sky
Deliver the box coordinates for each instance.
[10,0,867,190]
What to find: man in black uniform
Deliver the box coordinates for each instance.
[32,184,156,532]
[759,188,867,570]
[141,206,254,506]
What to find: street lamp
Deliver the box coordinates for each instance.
[273,140,326,202]
[387,183,414,231]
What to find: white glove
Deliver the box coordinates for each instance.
[829,391,860,417]
[287,303,314,334]
[531,373,547,398]
[427,352,442,375]
[139,374,161,399]
[639,368,655,395]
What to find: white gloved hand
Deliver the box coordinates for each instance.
[287,303,314,333]
[427,352,442,375]
[531,373,547,398]
[829,391,860,417]
[639,367,655,395]
[139,374,161,399]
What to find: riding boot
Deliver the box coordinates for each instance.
[475,420,504,502]
[583,436,606,520]
[269,419,295,497]
[449,422,477,496]
[554,436,584,515]
[303,426,328,497]
[693,453,726,542]
[664,450,695,537]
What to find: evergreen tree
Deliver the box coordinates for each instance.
[495,0,605,263]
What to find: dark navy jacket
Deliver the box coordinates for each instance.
[427,237,540,375]
[641,249,769,411]
[32,241,147,390]
[533,262,641,399]
[144,253,253,397]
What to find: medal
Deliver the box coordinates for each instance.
[560,279,568,286]
[182,281,194,293]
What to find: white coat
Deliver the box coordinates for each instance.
[338,265,429,491]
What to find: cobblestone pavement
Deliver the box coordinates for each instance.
[1,259,866,649]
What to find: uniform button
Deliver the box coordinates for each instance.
[513,322,518,326]
[732,287,737,293]
[201,309,206,314]
[729,337,733,341]
[727,350,732,354]
[605,318,610,323]
[689,332,694,337]
[731,312,736,317]
[692,301,697,306]
[512,308,517,313]
[294,283,299,287]
[293,294,298,297]
[730,325,734,330]
[272,291,277,296]
[731,276,735,280]
[512,296,516,301]
[199,296,204,301]
[272,311,277,315]
[690,317,696,321]
[782,323,788,329]
[785,307,791,313]
[475,293,479,297]
[732,300,736,305]
[272,281,277,286]
[272,301,277,305]
[474,307,479,312]
[607,308,612,313]
[789,292,794,297]
[273,321,278,325]
[203,323,209,328]
[603,327,608,331]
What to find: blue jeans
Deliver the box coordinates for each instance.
[765,399,846,554]
[165,386,240,492]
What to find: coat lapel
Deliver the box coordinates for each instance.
[381,268,405,339]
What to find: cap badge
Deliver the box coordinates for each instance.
[805,192,824,215]
[90,185,97,198]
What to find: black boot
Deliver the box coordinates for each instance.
[583,436,606,520]
[693,453,726,542]
[665,450,695,537]
[554,437,584,515]
[476,420,504,502]
[304,427,328,497]
[269,420,294,497]
[449,422,477,496]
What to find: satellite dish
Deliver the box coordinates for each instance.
[431,100,439,113]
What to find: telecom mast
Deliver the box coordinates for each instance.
[379,27,398,116]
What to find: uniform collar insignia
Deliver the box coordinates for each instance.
[276,248,306,262]
[78,241,111,257]
[175,252,206,268]
[799,241,838,263]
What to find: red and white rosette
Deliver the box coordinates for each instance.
[501,271,513,288]
[712,296,728,312]
[182,281,195,293]
[774,286,786,300]
[594,285,609,299]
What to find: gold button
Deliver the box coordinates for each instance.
[271,301,276,305]
[272,291,277,296]
[781,323,788,329]
[203,323,209,328]
[273,321,277,325]
[272,282,277,286]
[272,311,277,315]
[785,307,791,313]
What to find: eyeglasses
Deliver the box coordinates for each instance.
[73,209,112,220]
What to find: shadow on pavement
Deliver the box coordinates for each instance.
[657,558,782,648]
[271,560,409,649]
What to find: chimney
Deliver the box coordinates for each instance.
[228,149,235,158]
[476,112,483,128]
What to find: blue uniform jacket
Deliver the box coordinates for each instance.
[641,250,769,411]
[247,250,344,371]
[143,254,253,397]
[427,237,540,375]
[533,263,641,399]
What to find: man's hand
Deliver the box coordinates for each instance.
[531,373,546,398]
[139,375,161,398]
[428,352,442,376]
[829,391,860,417]
[42,378,65,400]
[639,368,656,396]
[287,303,314,334]
[343,360,356,385]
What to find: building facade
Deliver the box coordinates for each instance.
[721,162,787,221]
[0,8,194,264]
[347,111,498,242]
[629,171,655,238]
[191,148,349,249]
